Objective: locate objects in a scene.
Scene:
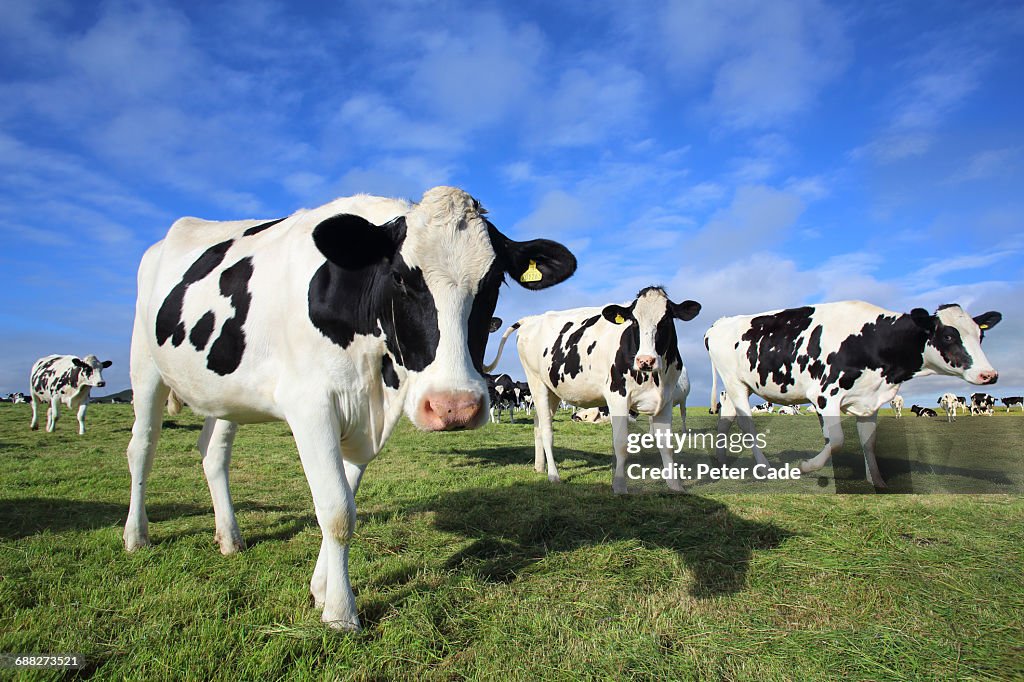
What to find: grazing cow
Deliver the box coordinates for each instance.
[486,286,701,493]
[1000,396,1023,412]
[910,405,938,417]
[971,393,996,416]
[706,301,1001,487]
[751,402,774,413]
[29,355,112,434]
[890,394,904,418]
[122,186,576,630]
[938,392,958,422]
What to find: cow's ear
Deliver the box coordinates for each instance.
[910,308,934,329]
[669,299,701,321]
[313,214,402,270]
[488,224,577,290]
[72,358,89,369]
[973,311,1002,331]
[602,304,632,324]
[489,317,503,333]
[101,360,112,368]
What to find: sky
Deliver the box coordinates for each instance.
[1,0,1022,408]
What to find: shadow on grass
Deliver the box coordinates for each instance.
[161,420,203,431]
[449,445,608,475]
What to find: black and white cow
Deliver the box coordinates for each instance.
[486,286,700,493]
[1001,396,1024,412]
[910,405,938,417]
[938,392,958,422]
[122,186,576,630]
[751,402,774,413]
[971,392,996,415]
[8,392,29,404]
[29,355,112,434]
[706,301,1001,487]
[890,394,904,418]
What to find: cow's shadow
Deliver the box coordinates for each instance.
[446,445,609,475]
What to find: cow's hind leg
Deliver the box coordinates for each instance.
[198,418,245,554]
[856,414,885,488]
[529,383,560,482]
[651,403,683,492]
[75,400,88,435]
[46,397,59,432]
[29,395,40,430]
[124,361,170,551]
[800,410,844,475]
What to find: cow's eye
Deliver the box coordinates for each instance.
[943,333,954,343]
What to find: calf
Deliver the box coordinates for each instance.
[1000,396,1023,412]
[938,392,958,422]
[706,301,1001,487]
[910,405,938,417]
[122,186,576,630]
[486,286,700,492]
[890,394,904,418]
[29,355,111,434]
[971,392,996,415]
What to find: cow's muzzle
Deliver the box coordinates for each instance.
[634,355,657,372]
[977,370,998,385]
[418,391,484,431]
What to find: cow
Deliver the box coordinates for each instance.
[513,381,533,416]
[706,301,1001,488]
[890,394,904,418]
[486,286,701,493]
[971,392,996,415]
[28,355,112,434]
[485,373,517,423]
[776,405,799,415]
[8,392,29,404]
[751,402,774,413]
[1000,396,1023,412]
[121,186,576,630]
[572,406,611,423]
[955,396,969,414]
[910,405,938,417]
[938,392,958,422]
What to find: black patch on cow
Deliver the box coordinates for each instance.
[609,324,640,396]
[817,396,827,409]
[741,306,815,393]
[156,239,234,346]
[820,313,928,392]
[467,261,505,372]
[31,357,61,394]
[189,311,216,351]
[543,347,548,357]
[654,314,682,371]
[206,257,254,375]
[382,354,400,389]
[796,325,826,380]
[931,324,973,370]
[548,317,601,386]
[586,341,596,355]
[242,218,285,237]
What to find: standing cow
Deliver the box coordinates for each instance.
[971,393,996,415]
[937,392,959,422]
[1001,396,1024,412]
[486,286,700,493]
[890,394,904,418]
[29,354,112,434]
[122,186,576,630]
[706,301,1001,488]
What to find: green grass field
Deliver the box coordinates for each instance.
[1,403,1022,680]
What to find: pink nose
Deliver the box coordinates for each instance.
[418,392,483,431]
[978,370,998,385]
[635,355,657,371]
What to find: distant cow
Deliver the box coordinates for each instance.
[709,390,728,414]
[29,354,112,434]
[487,286,701,493]
[890,395,904,418]
[7,392,29,404]
[955,396,969,414]
[751,402,774,413]
[485,373,517,423]
[572,406,611,423]
[776,405,799,415]
[706,301,1001,487]
[938,392,958,422]
[122,186,576,630]
[971,393,996,415]
[910,405,938,417]
[1000,396,1023,412]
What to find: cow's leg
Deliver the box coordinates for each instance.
[724,386,770,467]
[75,400,88,435]
[714,395,735,465]
[46,397,59,432]
[651,403,683,492]
[609,400,632,494]
[288,408,358,630]
[311,457,367,610]
[124,368,171,548]
[29,395,40,430]
[800,411,844,474]
[197,418,244,554]
[856,414,885,488]
[529,385,560,482]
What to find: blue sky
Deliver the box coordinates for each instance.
[2,0,1022,407]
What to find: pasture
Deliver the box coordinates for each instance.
[1,403,1022,680]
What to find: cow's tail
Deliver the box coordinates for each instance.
[483,321,521,374]
[166,390,183,416]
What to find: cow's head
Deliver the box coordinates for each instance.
[72,355,112,388]
[601,286,701,373]
[311,186,576,431]
[911,303,1001,385]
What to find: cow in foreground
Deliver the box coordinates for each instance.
[486,286,700,493]
[123,187,576,630]
[29,354,111,434]
[706,301,1001,488]
[890,394,904,418]
[938,392,958,422]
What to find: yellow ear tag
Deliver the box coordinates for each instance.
[980,324,989,329]
[614,314,625,324]
[520,260,542,283]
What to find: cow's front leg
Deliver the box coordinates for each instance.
[29,395,40,430]
[530,383,560,482]
[800,411,843,474]
[312,458,367,610]
[289,409,359,630]
[856,414,886,488]
[609,403,631,494]
[198,418,244,554]
[76,401,88,435]
[651,405,683,492]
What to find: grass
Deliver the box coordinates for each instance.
[0,403,1022,680]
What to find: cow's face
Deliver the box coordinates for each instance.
[72,355,112,388]
[913,304,1001,384]
[601,287,701,373]
[312,186,576,431]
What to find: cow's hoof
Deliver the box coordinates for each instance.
[798,460,820,474]
[30,424,38,431]
[310,593,325,610]
[323,615,360,632]
[547,474,561,483]
[534,464,545,473]
[667,481,686,493]
[612,484,628,495]
[870,478,887,489]
[123,534,151,552]
[216,531,246,555]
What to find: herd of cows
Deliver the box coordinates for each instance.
[6,186,1012,630]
